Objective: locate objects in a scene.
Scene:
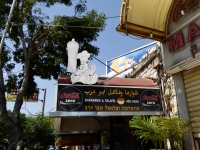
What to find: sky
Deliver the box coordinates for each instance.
[7,0,153,116]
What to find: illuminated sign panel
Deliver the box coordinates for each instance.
[106,42,156,77]
[56,84,163,112]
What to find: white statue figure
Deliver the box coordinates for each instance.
[67,38,79,73]
[71,50,98,84]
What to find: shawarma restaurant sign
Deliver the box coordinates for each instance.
[57,84,162,112]
[56,39,163,114]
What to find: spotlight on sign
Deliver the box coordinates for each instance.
[150,32,153,38]
[181,10,185,15]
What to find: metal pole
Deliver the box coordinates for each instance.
[42,88,46,116]
[0,0,17,54]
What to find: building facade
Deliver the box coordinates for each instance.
[117,0,200,149]
[162,1,200,149]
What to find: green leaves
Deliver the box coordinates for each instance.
[22,114,55,149]
[129,116,164,149]
[129,116,192,150]
[0,112,55,149]
[160,117,192,148]
[74,0,87,16]
[0,0,106,148]
[2,0,106,96]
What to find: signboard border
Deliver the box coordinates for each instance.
[53,84,164,117]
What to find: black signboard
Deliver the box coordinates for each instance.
[56,84,163,112]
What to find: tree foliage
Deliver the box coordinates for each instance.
[129,116,164,149]
[0,0,106,149]
[129,116,193,150]
[0,112,55,149]
[23,114,55,149]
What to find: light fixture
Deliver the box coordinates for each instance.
[126,6,131,10]
[181,10,185,15]
[150,32,153,38]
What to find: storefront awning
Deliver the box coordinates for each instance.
[116,0,174,41]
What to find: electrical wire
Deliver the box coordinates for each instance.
[10,23,115,30]
[44,107,54,116]
[21,101,55,116]
[25,108,38,116]
[91,55,118,74]
[4,15,124,29]
[90,42,159,79]
[127,34,144,40]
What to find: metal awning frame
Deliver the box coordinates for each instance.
[117,0,174,41]
[116,23,165,41]
[49,111,164,118]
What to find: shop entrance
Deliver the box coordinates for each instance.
[58,133,100,150]
[55,116,161,150]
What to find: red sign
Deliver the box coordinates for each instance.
[168,22,200,58]
[142,95,158,101]
[60,92,80,99]
[172,0,198,22]
[168,31,185,53]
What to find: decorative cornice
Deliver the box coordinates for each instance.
[172,0,199,22]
